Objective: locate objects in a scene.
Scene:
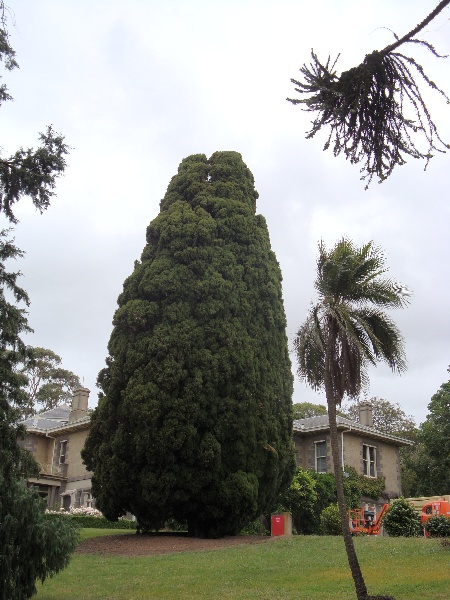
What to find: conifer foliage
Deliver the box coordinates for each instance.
[0,5,77,596]
[288,1,450,188]
[83,152,294,538]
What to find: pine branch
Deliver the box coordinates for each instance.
[288,1,450,187]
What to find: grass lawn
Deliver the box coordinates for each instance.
[36,532,450,599]
[78,528,133,541]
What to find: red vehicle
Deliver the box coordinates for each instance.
[348,503,389,536]
[420,500,450,537]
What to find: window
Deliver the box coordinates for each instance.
[315,440,327,473]
[59,440,67,464]
[82,491,94,508]
[363,445,377,477]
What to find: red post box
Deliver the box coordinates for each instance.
[271,513,285,536]
[271,512,292,536]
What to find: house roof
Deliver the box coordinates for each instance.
[22,405,90,435]
[293,415,413,446]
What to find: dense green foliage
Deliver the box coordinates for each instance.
[382,498,421,538]
[275,468,317,534]
[416,381,450,495]
[396,377,450,497]
[424,515,450,538]
[308,470,337,532]
[320,504,342,535]
[274,466,385,536]
[1,481,79,600]
[44,514,137,530]
[83,152,294,538]
[343,467,386,508]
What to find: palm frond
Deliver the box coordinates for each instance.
[295,238,408,404]
[353,307,407,373]
[293,306,325,390]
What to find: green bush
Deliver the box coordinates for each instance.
[164,518,188,532]
[382,498,421,537]
[240,518,269,536]
[44,513,137,529]
[275,468,317,534]
[69,515,137,529]
[320,504,342,536]
[1,481,79,600]
[424,515,450,538]
[343,466,385,509]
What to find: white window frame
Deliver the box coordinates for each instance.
[314,440,327,473]
[362,444,377,477]
[59,440,68,465]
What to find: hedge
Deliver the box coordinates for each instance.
[45,513,137,529]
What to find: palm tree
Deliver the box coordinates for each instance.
[294,238,409,600]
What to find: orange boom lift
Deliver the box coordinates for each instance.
[348,503,389,535]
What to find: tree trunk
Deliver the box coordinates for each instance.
[326,394,369,599]
[324,342,395,599]
[327,394,368,600]
[323,320,368,600]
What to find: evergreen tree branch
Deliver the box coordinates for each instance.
[383,0,450,54]
[288,1,450,187]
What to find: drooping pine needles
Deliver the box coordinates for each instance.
[288,0,450,188]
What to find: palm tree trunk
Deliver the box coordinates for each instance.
[326,392,369,599]
[324,322,368,600]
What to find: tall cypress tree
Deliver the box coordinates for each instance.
[83,152,294,538]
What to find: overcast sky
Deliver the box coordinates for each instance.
[2,0,449,423]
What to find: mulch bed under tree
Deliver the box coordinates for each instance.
[76,533,276,557]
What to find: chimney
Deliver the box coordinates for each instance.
[359,401,373,428]
[69,387,90,422]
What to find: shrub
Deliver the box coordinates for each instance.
[382,498,421,537]
[424,515,450,538]
[240,518,269,536]
[67,515,137,529]
[320,504,342,536]
[164,518,188,532]
[44,508,137,530]
[275,468,317,534]
[1,480,79,600]
[69,506,103,517]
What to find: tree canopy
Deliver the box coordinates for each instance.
[341,397,416,437]
[292,401,328,420]
[0,2,69,223]
[83,151,295,538]
[20,347,80,417]
[416,379,450,495]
